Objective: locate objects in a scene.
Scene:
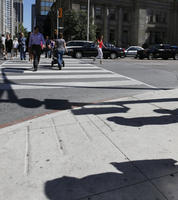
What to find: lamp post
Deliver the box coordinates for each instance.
[87,0,90,41]
[57,0,62,39]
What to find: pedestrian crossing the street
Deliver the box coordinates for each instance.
[0,58,156,90]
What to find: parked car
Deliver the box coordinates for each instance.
[66,40,92,49]
[137,44,177,60]
[124,46,144,57]
[170,46,178,60]
[67,41,125,59]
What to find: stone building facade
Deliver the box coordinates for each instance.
[46,0,178,46]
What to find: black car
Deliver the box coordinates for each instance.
[137,44,177,60]
[66,40,92,48]
[67,41,125,59]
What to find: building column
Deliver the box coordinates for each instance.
[91,4,95,25]
[116,7,123,46]
[103,6,109,42]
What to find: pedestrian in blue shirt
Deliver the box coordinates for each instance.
[18,32,26,60]
[29,26,45,71]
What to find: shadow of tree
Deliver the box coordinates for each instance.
[44,159,178,200]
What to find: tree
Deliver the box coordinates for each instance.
[63,10,96,41]
[17,23,28,37]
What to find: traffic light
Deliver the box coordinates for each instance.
[58,8,63,18]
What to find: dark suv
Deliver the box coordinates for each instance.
[137,44,177,60]
[67,41,125,59]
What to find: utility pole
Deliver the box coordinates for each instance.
[57,0,62,39]
[87,0,90,41]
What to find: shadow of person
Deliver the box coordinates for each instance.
[44,159,178,200]
[107,108,178,127]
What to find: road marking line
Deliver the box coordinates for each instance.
[90,63,158,89]
[0,74,122,80]
[0,80,142,90]
[0,80,143,90]
[3,70,108,74]
[1,63,93,66]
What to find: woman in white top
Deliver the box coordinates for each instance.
[13,38,19,57]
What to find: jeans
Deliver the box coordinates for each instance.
[45,49,51,58]
[96,48,103,59]
[20,46,26,60]
[57,50,64,67]
[32,45,41,69]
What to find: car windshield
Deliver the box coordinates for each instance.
[66,41,86,46]
[85,43,96,48]
[104,43,115,48]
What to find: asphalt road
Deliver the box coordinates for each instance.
[1,56,178,127]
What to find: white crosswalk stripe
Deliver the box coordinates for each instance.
[0,58,154,90]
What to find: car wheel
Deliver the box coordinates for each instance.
[110,52,117,59]
[148,53,154,60]
[174,53,178,60]
[75,52,82,59]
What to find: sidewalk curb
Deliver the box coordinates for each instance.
[0,88,174,135]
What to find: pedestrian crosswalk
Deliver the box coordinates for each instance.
[0,58,156,90]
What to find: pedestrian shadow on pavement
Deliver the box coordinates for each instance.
[44,159,178,200]
[107,108,178,127]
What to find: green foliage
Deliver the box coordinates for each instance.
[63,10,96,41]
[17,23,28,37]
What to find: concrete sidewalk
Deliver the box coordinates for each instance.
[1,89,178,200]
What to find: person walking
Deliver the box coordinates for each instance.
[29,26,45,71]
[18,32,26,60]
[45,36,51,58]
[5,33,13,60]
[26,32,33,63]
[55,33,67,70]
[94,35,106,64]
[13,38,19,57]
[0,38,3,59]
[1,34,6,59]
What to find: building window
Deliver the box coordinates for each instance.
[109,8,116,20]
[160,12,167,24]
[122,30,129,45]
[155,14,159,23]
[41,1,53,7]
[109,29,115,43]
[149,15,154,23]
[95,7,102,19]
[123,13,129,22]
[41,10,48,15]
[80,5,87,12]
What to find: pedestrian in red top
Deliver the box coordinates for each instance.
[94,35,106,64]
